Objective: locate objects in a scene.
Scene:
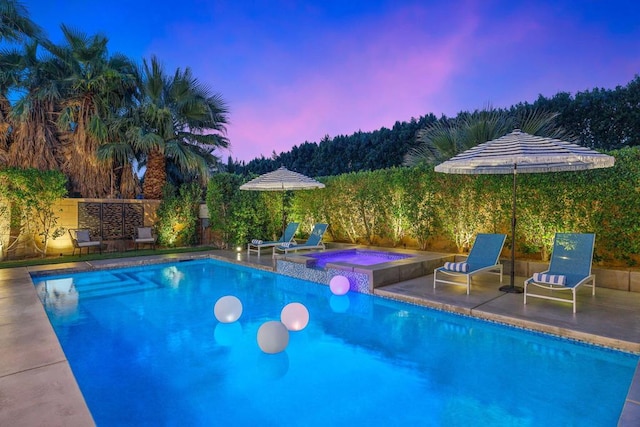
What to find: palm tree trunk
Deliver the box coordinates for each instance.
[143,149,166,199]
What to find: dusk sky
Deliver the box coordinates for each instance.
[29,0,640,162]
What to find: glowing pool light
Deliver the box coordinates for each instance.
[280,302,310,331]
[213,295,243,323]
[257,321,289,354]
[329,275,350,295]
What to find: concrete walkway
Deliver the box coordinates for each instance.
[1,249,639,426]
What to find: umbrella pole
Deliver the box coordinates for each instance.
[500,163,523,293]
[282,190,286,235]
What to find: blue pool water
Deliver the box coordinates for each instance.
[33,259,637,426]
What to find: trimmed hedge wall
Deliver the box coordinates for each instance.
[207,147,640,265]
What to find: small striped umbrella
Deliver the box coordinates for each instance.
[435,129,615,291]
[240,166,326,191]
[240,166,325,231]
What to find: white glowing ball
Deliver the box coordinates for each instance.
[213,295,243,323]
[257,321,289,354]
[280,302,310,331]
[329,275,350,295]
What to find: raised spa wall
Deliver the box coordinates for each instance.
[275,250,450,294]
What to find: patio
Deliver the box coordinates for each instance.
[1,248,639,426]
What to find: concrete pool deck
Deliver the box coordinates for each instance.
[1,248,639,426]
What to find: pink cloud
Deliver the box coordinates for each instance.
[150,1,640,162]
[223,3,484,161]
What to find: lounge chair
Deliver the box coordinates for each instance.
[273,223,328,257]
[433,233,506,294]
[524,233,595,313]
[247,222,299,256]
[134,227,157,250]
[69,229,102,257]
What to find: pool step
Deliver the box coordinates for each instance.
[74,272,164,300]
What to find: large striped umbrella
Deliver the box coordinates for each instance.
[434,129,615,291]
[240,166,325,231]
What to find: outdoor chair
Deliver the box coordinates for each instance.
[247,222,299,256]
[524,233,595,313]
[134,227,157,250]
[69,229,102,257]
[433,233,506,294]
[273,223,328,257]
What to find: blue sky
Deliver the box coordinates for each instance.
[28,0,640,162]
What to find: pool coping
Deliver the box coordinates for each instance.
[2,250,639,425]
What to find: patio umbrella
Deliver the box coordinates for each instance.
[434,129,615,292]
[239,166,325,232]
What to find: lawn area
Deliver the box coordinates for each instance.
[0,246,217,269]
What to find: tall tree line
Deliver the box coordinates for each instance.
[0,0,229,199]
[230,75,640,177]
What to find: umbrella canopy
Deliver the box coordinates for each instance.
[434,129,615,291]
[240,166,325,232]
[239,166,326,191]
[435,129,614,174]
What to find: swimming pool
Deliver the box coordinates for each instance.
[33,259,638,426]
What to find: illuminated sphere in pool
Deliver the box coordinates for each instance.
[329,275,350,295]
[257,321,289,354]
[213,295,243,323]
[280,302,309,331]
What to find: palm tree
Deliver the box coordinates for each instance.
[404,108,574,166]
[136,56,230,199]
[1,41,64,170]
[95,114,143,198]
[0,0,44,43]
[0,0,47,167]
[48,25,139,197]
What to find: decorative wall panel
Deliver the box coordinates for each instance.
[78,202,145,240]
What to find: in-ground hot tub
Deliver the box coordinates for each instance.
[275,248,450,294]
[305,249,413,268]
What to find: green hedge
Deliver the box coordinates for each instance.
[206,147,640,265]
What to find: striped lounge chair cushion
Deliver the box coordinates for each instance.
[532,272,566,286]
[443,262,469,273]
[279,242,293,248]
[251,239,263,244]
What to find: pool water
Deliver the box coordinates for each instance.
[33,259,638,426]
[304,249,412,268]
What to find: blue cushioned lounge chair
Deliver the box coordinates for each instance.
[524,233,595,313]
[247,222,299,256]
[433,233,506,294]
[273,223,328,257]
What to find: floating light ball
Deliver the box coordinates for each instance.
[257,321,289,354]
[329,275,350,295]
[280,302,310,331]
[213,295,243,323]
